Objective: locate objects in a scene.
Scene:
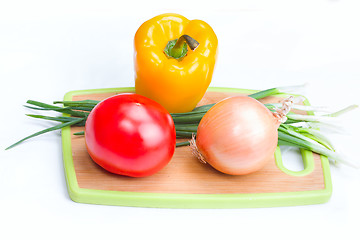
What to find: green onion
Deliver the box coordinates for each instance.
[26,100,89,118]
[5,118,83,150]
[74,131,85,135]
[4,84,306,150]
[9,83,358,169]
[26,114,85,124]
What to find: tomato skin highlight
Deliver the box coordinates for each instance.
[85,93,176,177]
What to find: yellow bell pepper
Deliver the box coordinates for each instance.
[134,13,218,113]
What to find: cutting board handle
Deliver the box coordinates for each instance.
[275,148,315,176]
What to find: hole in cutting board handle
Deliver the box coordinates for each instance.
[280,147,305,171]
[275,146,315,176]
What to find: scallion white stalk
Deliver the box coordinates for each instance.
[304,122,347,134]
[267,103,331,113]
[293,127,336,151]
[277,83,308,94]
[278,131,359,169]
[286,114,342,123]
[323,104,358,117]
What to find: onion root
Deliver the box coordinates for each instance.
[189,134,207,164]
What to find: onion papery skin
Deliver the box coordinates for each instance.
[195,96,279,175]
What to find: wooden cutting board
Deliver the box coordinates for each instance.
[61,87,332,208]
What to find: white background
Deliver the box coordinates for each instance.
[1,0,360,239]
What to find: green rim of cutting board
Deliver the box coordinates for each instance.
[61,87,332,208]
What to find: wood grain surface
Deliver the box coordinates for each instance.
[69,91,325,194]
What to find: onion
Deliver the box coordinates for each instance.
[191,95,293,175]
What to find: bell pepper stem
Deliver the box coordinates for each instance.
[165,35,199,59]
[175,35,199,51]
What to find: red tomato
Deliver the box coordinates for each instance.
[85,93,176,177]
